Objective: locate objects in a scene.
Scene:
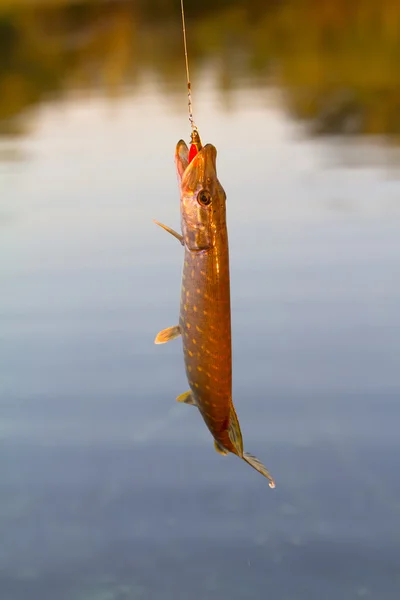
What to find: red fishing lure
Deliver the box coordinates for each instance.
[188,129,202,163]
[189,143,198,163]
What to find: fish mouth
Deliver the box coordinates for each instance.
[175,140,217,191]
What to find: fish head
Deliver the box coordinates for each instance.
[175,140,227,251]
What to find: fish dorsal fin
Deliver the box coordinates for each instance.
[214,439,229,456]
[176,390,196,406]
[227,404,243,456]
[154,325,181,344]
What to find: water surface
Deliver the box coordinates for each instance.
[1,2,400,599]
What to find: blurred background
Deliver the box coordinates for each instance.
[1,1,400,599]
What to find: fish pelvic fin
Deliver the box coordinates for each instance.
[176,390,196,406]
[243,452,276,489]
[227,404,244,456]
[154,325,181,344]
[214,439,229,456]
[153,220,184,245]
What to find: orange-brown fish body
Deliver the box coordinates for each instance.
[180,206,235,453]
[155,140,275,487]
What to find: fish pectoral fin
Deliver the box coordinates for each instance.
[214,440,229,456]
[176,390,196,405]
[227,405,244,456]
[242,452,276,489]
[154,325,181,345]
[153,220,184,245]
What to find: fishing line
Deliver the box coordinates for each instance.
[180,0,197,133]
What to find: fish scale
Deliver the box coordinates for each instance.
[180,242,232,441]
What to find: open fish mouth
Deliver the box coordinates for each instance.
[175,140,217,190]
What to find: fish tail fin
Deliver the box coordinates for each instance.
[242,452,276,489]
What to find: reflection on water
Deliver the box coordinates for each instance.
[1,2,400,600]
[0,0,400,159]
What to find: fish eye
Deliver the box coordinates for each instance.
[197,189,212,206]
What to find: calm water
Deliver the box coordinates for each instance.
[1,2,400,599]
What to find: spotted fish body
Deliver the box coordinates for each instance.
[155,140,275,488]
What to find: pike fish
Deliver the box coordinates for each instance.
[154,139,275,488]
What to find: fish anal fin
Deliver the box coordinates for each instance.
[154,325,181,345]
[243,452,276,489]
[153,220,184,245]
[214,439,229,456]
[176,390,196,406]
[227,405,244,456]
